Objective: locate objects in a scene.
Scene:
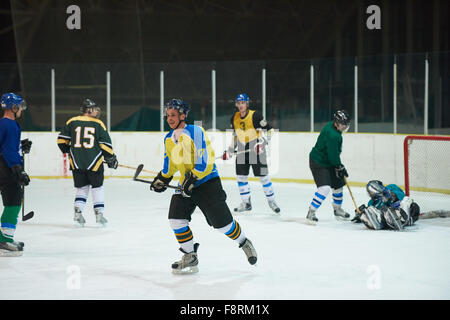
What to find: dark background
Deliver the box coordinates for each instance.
[1,0,448,64]
[0,0,448,132]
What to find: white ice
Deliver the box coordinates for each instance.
[1,178,449,300]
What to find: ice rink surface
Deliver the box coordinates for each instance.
[1,177,449,300]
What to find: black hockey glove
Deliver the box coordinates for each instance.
[21,139,32,154]
[150,171,172,193]
[181,171,198,198]
[11,165,30,186]
[335,165,348,179]
[351,204,366,223]
[105,154,118,169]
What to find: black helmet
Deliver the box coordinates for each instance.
[80,99,101,118]
[81,99,96,113]
[164,99,190,117]
[333,110,351,126]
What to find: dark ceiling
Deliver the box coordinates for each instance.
[1,0,448,64]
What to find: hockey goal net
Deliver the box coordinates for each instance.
[403,135,450,216]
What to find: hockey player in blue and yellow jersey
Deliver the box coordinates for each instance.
[150,99,257,274]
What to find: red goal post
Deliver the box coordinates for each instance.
[403,135,450,196]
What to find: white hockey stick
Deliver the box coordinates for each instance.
[216,149,251,160]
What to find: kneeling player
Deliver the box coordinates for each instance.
[150,99,258,274]
[352,180,420,230]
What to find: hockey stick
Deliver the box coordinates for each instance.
[21,150,34,221]
[344,176,361,215]
[133,164,181,190]
[216,148,251,160]
[103,162,159,175]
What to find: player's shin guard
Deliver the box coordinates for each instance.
[331,188,343,208]
[91,186,105,214]
[217,220,246,244]
[92,186,107,225]
[236,175,251,203]
[309,185,331,211]
[259,175,275,201]
[0,206,21,242]
[170,219,194,254]
[74,185,90,213]
[332,188,350,220]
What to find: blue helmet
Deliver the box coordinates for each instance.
[1,93,27,110]
[235,93,249,103]
[164,99,190,117]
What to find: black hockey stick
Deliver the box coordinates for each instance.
[21,150,34,221]
[133,164,180,190]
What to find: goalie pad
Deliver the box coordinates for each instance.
[360,206,385,230]
[400,197,420,225]
[383,207,408,230]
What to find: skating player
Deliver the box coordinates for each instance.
[150,98,258,274]
[0,93,30,256]
[57,99,118,227]
[222,93,280,214]
[306,110,351,224]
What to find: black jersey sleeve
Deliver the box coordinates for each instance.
[252,111,273,130]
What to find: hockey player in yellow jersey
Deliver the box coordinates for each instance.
[150,99,257,274]
[222,93,280,214]
[57,99,118,227]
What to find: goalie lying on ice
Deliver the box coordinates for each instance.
[352,180,420,230]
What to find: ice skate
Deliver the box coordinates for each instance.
[334,206,351,221]
[74,207,86,227]
[239,238,257,265]
[95,209,108,227]
[172,243,199,275]
[0,241,24,257]
[268,200,280,214]
[305,208,318,225]
[234,198,252,213]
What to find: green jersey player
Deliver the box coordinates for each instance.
[306,110,351,224]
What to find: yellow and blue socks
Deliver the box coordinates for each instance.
[170,219,194,253]
[217,219,246,245]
